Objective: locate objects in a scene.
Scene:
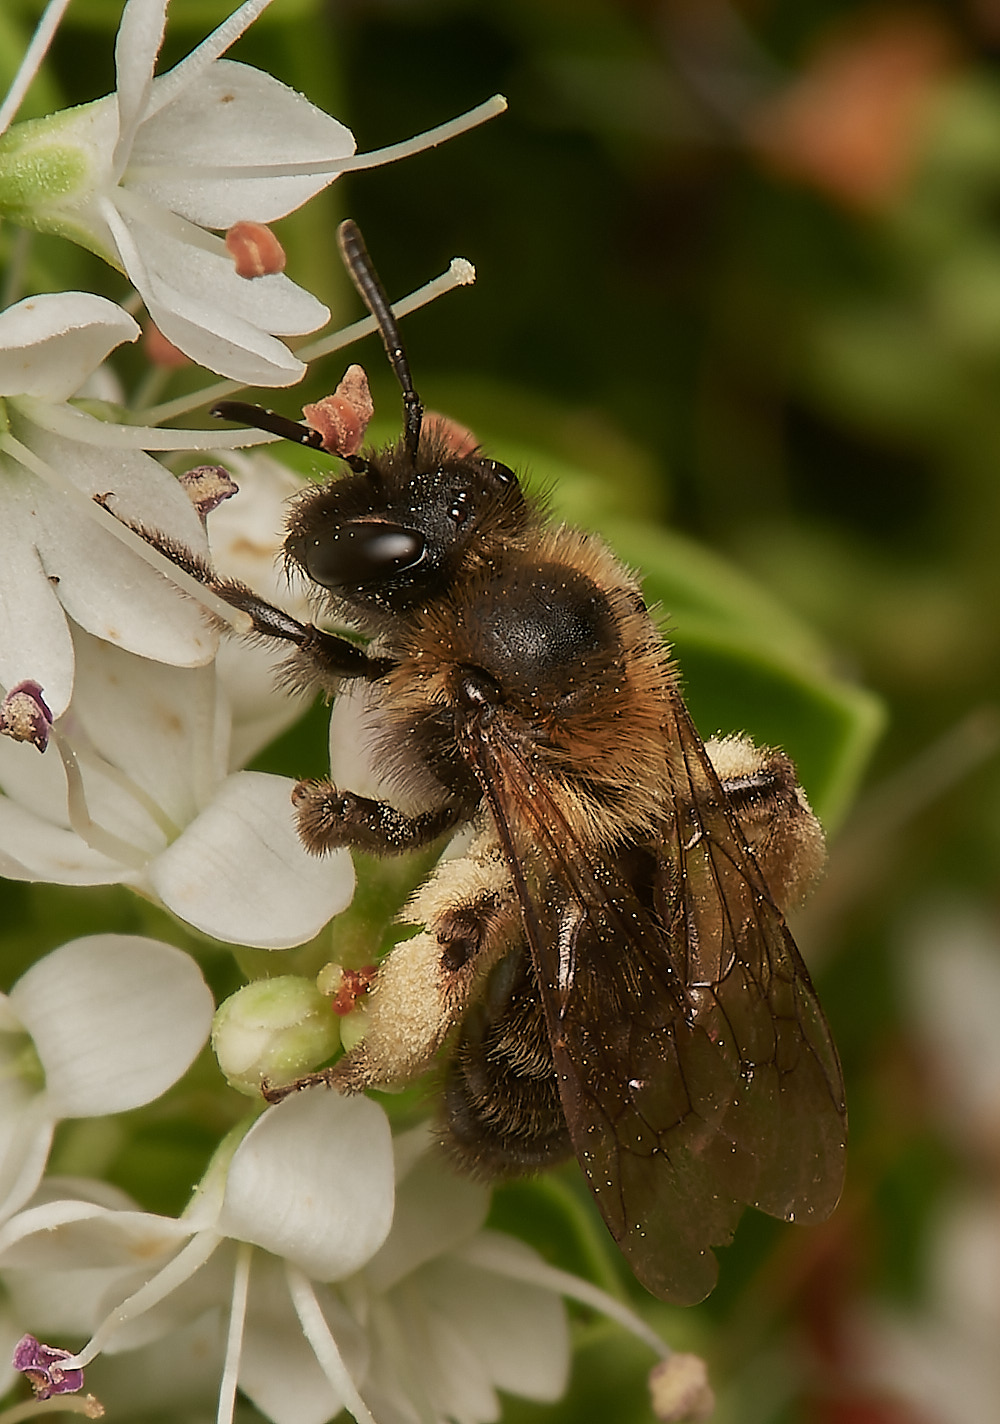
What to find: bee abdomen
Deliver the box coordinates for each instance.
[439,951,572,1178]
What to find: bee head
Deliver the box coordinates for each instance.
[283,439,524,615]
[213,221,526,620]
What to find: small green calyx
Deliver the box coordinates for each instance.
[0,103,116,259]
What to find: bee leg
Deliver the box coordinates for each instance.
[270,839,519,1100]
[291,782,467,855]
[97,501,394,685]
[705,733,826,911]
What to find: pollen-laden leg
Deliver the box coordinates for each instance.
[441,947,572,1179]
[266,832,521,1100]
[704,733,826,912]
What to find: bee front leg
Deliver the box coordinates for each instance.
[705,734,827,912]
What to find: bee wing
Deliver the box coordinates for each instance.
[464,695,846,1305]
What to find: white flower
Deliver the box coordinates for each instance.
[0,1105,587,1424]
[0,0,506,385]
[0,935,213,1226]
[0,621,354,947]
[0,290,225,717]
[0,0,341,385]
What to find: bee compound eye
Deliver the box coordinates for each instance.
[298,521,427,588]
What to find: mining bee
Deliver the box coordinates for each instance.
[152,221,846,1304]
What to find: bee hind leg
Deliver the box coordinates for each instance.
[271,837,520,1101]
[705,733,826,912]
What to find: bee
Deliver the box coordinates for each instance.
[155,221,847,1304]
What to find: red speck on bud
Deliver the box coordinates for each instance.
[178,465,240,522]
[143,322,191,368]
[226,221,287,279]
[1,681,53,752]
[329,965,378,1016]
[423,412,479,458]
[303,365,375,458]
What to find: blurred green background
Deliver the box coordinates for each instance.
[6,0,1000,1421]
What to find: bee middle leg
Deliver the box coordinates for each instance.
[292,780,466,855]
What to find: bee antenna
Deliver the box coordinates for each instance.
[337,219,424,464]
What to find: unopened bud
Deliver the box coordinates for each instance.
[212,976,340,1096]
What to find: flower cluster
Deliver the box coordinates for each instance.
[0,3,683,1423]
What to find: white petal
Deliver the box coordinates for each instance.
[0,479,76,715]
[113,0,167,177]
[424,1238,570,1403]
[363,1148,489,1294]
[0,1197,187,1270]
[220,1091,394,1279]
[370,1289,498,1424]
[0,293,139,401]
[132,62,356,227]
[327,683,425,814]
[0,792,131,884]
[149,771,355,948]
[216,639,311,771]
[86,1312,227,1416]
[239,1258,366,1424]
[105,201,324,385]
[10,935,213,1117]
[68,629,224,832]
[11,427,218,677]
[0,1108,54,1225]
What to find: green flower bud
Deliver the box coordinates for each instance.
[212,976,340,1097]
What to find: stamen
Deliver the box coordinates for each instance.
[145,0,275,119]
[457,1235,670,1361]
[141,256,477,428]
[2,433,253,634]
[286,1264,377,1424]
[0,1391,105,1420]
[53,734,149,871]
[125,94,508,184]
[112,187,229,259]
[63,1230,224,1371]
[57,719,182,843]
[0,0,74,137]
[216,1242,252,1424]
[297,258,476,366]
[18,395,273,453]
